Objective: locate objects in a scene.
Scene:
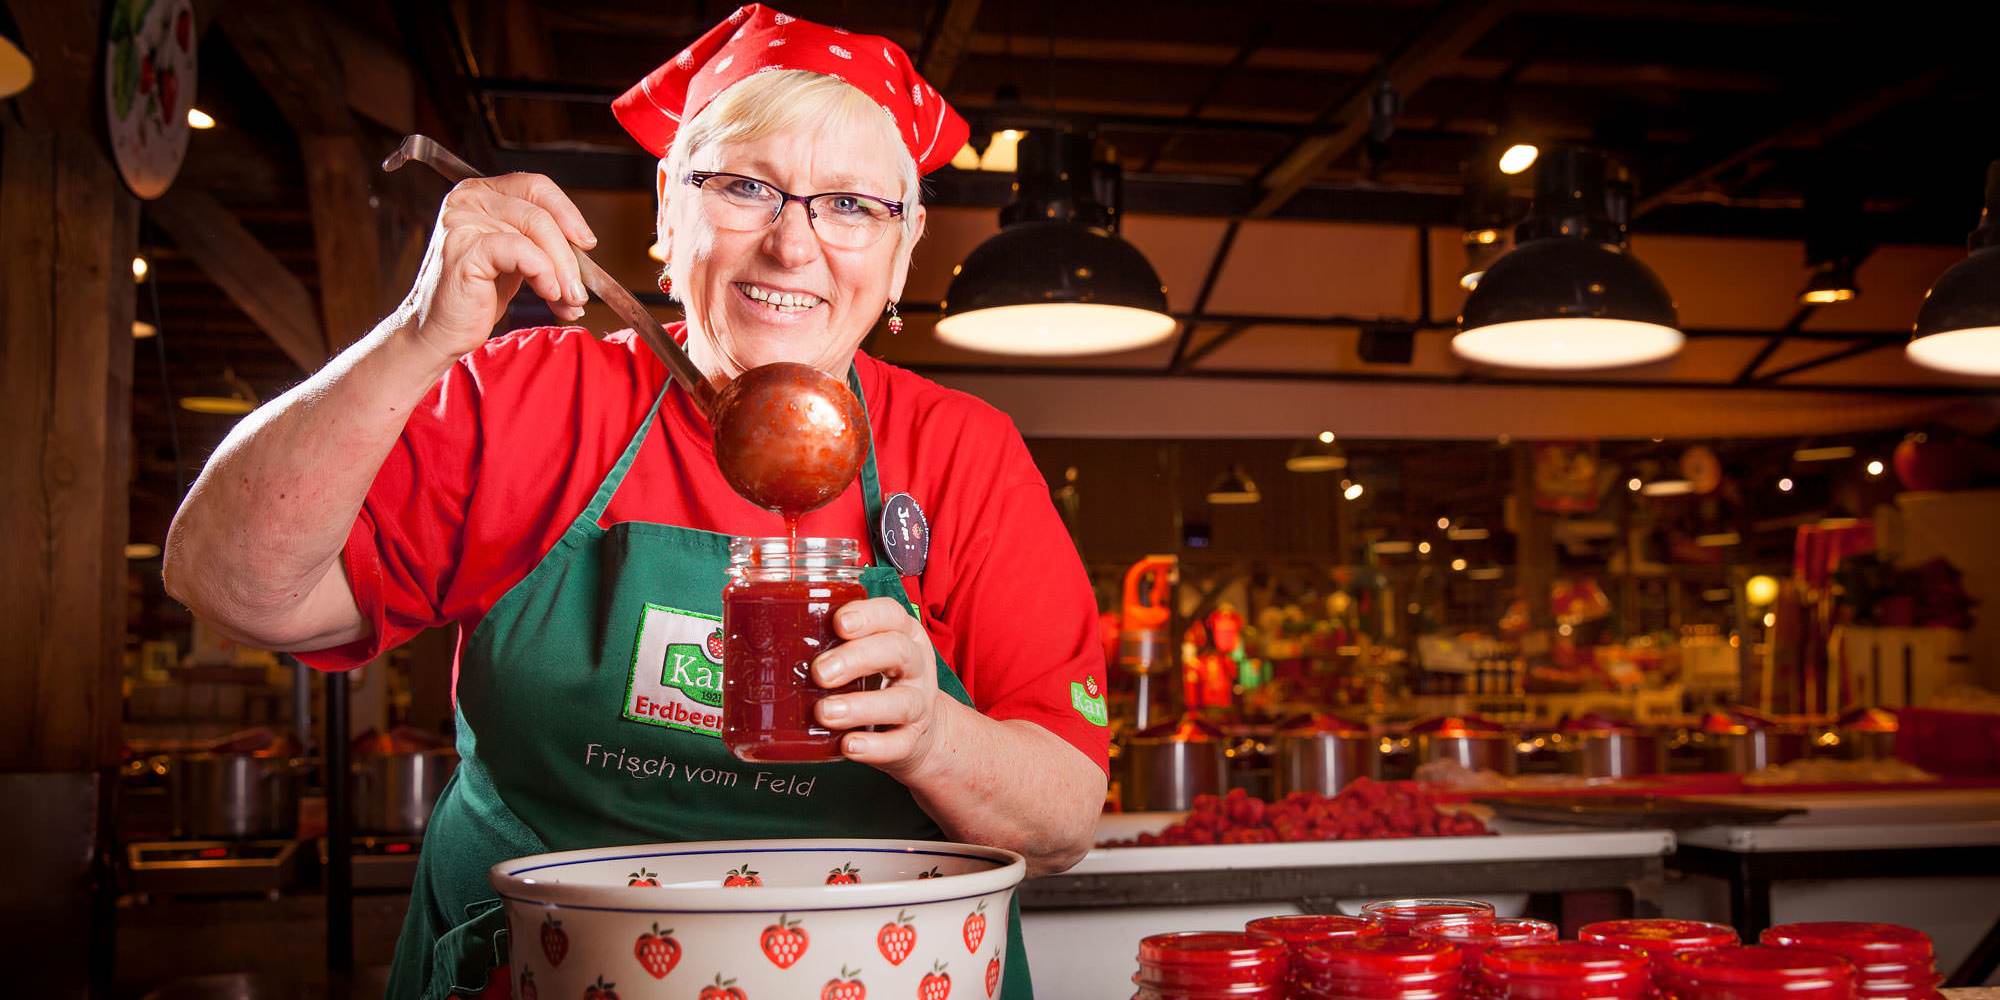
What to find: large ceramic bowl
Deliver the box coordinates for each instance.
[492,839,1024,999]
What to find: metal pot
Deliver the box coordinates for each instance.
[1702,727,1811,772]
[170,753,307,840]
[1274,715,1378,796]
[1564,729,1665,777]
[1830,707,1900,761]
[352,749,458,835]
[1122,715,1227,811]
[1411,716,1517,775]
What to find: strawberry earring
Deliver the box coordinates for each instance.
[886,301,902,335]
[657,272,671,296]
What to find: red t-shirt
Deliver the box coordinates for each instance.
[297,325,1108,772]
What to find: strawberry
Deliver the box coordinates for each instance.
[634,923,680,979]
[698,974,747,1000]
[519,969,538,1000]
[919,961,951,1000]
[174,8,192,51]
[759,913,808,969]
[722,863,762,887]
[877,910,917,965]
[706,629,725,661]
[984,952,1001,997]
[541,914,569,967]
[1084,674,1100,698]
[583,976,619,1000]
[916,865,942,879]
[157,68,177,121]
[961,900,986,953]
[821,965,866,1000]
[627,867,660,887]
[139,52,155,95]
[825,863,861,885]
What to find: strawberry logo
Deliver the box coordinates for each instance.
[916,866,942,879]
[698,974,747,1000]
[583,976,619,1000]
[985,951,1001,997]
[877,910,917,965]
[541,914,569,967]
[826,863,861,885]
[821,966,866,1000]
[627,867,660,887]
[634,923,680,979]
[519,969,538,1000]
[919,961,952,1000]
[174,8,192,51]
[1084,675,1101,698]
[962,900,987,953]
[759,913,808,969]
[705,629,725,661]
[722,863,762,887]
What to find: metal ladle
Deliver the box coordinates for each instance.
[384,135,869,518]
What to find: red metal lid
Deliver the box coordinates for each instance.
[1135,712,1226,743]
[1762,922,1933,966]
[1409,714,1506,736]
[1278,712,1371,737]
[1136,931,1288,990]
[1294,935,1462,977]
[1665,946,1856,989]
[1561,712,1638,733]
[1246,914,1380,948]
[1581,919,1739,954]
[1480,942,1651,984]
[1835,707,1900,733]
[1417,916,1559,949]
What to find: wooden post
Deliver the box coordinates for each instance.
[1511,445,1556,632]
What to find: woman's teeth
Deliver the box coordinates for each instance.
[737,283,822,313]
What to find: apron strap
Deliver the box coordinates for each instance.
[576,386,670,530]
[847,364,897,570]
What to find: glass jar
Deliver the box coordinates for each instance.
[1246,916,1381,995]
[1479,942,1652,999]
[1416,916,1558,996]
[722,537,877,763]
[1362,898,1498,937]
[1761,922,1940,999]
[1292,935,1462,1000]
[1131,931,1288,1000]
[1580,919,1738,992]
[1662,945,1857,1000]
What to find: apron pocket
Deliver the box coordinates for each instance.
[424,898,510,1000]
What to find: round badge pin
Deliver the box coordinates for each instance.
[878,492,929,576]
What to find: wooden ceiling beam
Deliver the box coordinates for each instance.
[147,187,326,371]
[917,0,982,92]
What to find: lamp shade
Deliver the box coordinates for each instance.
[1206,466,1260,505]
[1286,436,1348,472]
[1910,160,2000,377]
[0,4,30,100]
[1455,148,1681,370]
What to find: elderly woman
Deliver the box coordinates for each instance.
[162,6,1105,997]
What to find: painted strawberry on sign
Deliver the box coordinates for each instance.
[634,923,680,979]
[722,863,762,887]
[759,913,809,969]
[821,965,866,1000]
[985,950,1001,998]
[825,863,861,885]
[698,973,748,1000]
[583,976,619,1000]
[518,969,538,1000]
[541,914,569,967]
[962,900,987,953]
[919,961,952,1000]
[627,867,660,887]
[706,628,726,661]
[877,909,917,965]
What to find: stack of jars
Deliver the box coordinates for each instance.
[1661,946,1858,1000]
[1477,942,1653,999]
[1414,917,1559,996]
[1762,922,1945,999]
[1580,919,1739,992]
[1290,936,1463,1000]
[1132,931,1290,1000]
[1248,916,1382,997]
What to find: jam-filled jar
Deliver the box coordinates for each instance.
[1479,942,1652,999]
[1415,916,1558,995]
[1362,898,1498,937]
[1661,945,1857,1000]
[1246,916,1381,994]
[1132,931,1288,1000]
[1580,919,1738,991]
[722,537,878,763]
[1761,922,1941,999]
[1292,936,1462,1000]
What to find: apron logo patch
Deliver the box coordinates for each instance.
[1070,676,1108,727]
[624,603,726,737]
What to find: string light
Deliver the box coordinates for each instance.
[1778,477,1794,492]
[1451,558,1468,572]
[1343,482,1364,501]
[1627,477,1642,492]
[1498,144,1539,175]
[186,108,216,129]
[1866,460,1885,477]
[132,256,149,282]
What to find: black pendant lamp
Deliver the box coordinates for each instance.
[1908,161,2000,377]
[1455,147,1681,370]
[936,130,1173,356]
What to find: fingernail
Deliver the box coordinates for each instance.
[815,656,841,685]
[581,229,599,248]
[570,280,587,303]
[845,735,870,755]
[838,610,860,631]
[820,698,848,722]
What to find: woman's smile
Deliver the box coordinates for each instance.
[730,280,826,326]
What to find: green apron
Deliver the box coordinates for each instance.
[385,368,1034,999]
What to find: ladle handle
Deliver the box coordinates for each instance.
[382,135,718,417]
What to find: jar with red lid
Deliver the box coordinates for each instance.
[1362,898,1497,936]
[1245,916,1381,994]
[1416,917,1558,995]
[1580,919,1737,991]
[1479,942,1652,999]
[1132,931,1288,1000]
[1292,935,1462,1000]
[722,537,877,763]
[1761,922,1940,999]
[1662,945,1857,1000]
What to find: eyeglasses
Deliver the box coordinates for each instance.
[683,170,904,251]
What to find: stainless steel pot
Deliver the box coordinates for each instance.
[1274,717,1378,796]
[1829,707,1900,761]
[1702,727,1810,772]
[1410,717,1517,775]
[1122,717,1227,811]
[352,749,458,835]
[1564,729,1664,777]
[170,753,307,840]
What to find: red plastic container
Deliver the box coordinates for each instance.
[1292,935,1462,1000]
[1361,898,1498,937]
[1761,922,1940,999]
[1580,919,1738,990]
[722,537,877,763]
[1662,945,1857,1000]
[1416,917,1558,995]
[1132,931,1288,1000]
[1479,942,1652,999]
